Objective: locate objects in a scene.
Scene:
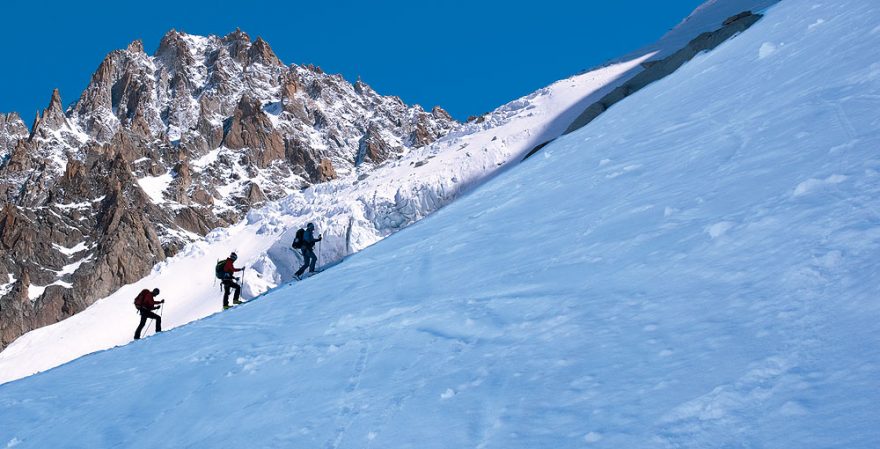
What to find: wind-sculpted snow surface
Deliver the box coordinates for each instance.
[1,0,879,447]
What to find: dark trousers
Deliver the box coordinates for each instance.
[135,308,161,339]
[295,247,317,276]
[222,279,241,307]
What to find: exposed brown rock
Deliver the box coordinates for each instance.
[4,140,33,173]
[357,124,392,165]
[281,70,300,111]
[1,113,29,155]
[223,95,286,168]
[106,129,148,163]
[222,28,251,65]
[191,188,214,206]
[318,158,337,182]
[174,206,215,235]
[156,29,196,69]
[248,37,281,67]
[30,89,68,140]
[246,182,266,205]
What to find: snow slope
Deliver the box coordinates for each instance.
[0,0,773,384]
[1,0,879,447]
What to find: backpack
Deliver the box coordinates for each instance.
[134,289,149,308]
[292,228,305,249]
[215,259,227,279]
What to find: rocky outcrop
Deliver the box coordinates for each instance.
[245,182,266,205]
[318,158,337,182]
[357,124,393,165]
[248,37,281,67]
[0,113,28,158]
[222,95,286,168]
[29,89,68,140]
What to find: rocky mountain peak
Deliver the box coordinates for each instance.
[29,88,68,140]
[222,29,252,65]
[126,39,145,54]
[248,37,282,67]
[431,106,453,121]
[224,28,251,44]
[155,29,197,72]
[157,29,182,52]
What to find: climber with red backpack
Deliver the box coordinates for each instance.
[215,252,245,310]
[134,288,164,340]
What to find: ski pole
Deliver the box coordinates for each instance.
[155,302,164,335]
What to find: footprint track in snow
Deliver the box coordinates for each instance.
[325,343,371,449]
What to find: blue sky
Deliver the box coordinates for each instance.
[1,0,703,125]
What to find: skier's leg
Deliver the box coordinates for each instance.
[232,281,241,303]
[149,310,162,333]
[222,281,231,308]
[134,311,148,339]
[307,248,317,272]
[295,250,308,276]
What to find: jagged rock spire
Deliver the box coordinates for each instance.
[30,88,68,140]
[248,37,282,67]
[126,39,145,54]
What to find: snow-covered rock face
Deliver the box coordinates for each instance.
[0,113,28,161]
[0,29,456,350]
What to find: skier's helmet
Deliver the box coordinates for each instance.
[152,288,160,296]
[230,252,238,261]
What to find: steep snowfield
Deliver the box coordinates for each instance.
[0,0,773,384]
[1,0,878,447]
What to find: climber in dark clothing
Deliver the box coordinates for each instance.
[294,223,322,278]
[220,252,244,309]
[134,288,164,340]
